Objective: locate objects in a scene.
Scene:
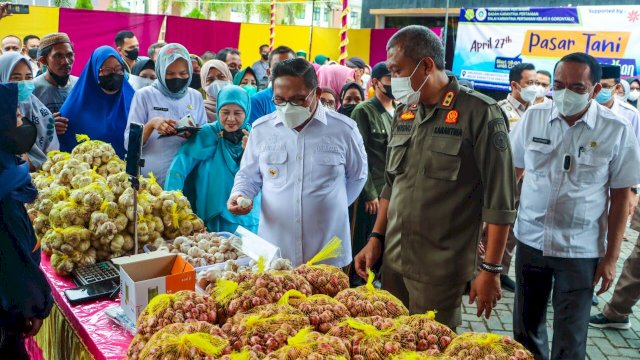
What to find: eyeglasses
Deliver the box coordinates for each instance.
[100,66,125,76]
[273,89,316,107]
[320,99,336,109]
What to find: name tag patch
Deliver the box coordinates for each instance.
[153,107,169,111]
[532,137,551,145]
[434,126,462,137]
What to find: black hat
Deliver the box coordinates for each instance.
[601,65,621,79]
[346,56,366,69]
[371,62,390,80]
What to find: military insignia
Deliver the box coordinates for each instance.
[589,141,597,148]
[187,104,194,110]
[445,110,459,124]
[400,111,415,121]
[441,90,456,107]
[493,131,509,151]
[268,168,278,178]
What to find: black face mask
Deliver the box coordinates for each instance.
[382,84,395,100]
[189,76,202,90]
[165,78,189,93]
[28,48,38,60]
[98,73,124,92]
[0,120,37,155]
[222,129,244,145]
[124,48,139,61]
[48,70,70,87]
[339,104,357,118]
[261,53,269,61]
[230,68,239,79]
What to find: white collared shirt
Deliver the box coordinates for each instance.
[612,98,640,141]
[231,104,368,267]
[510,101,640,258]
[498,94,529,129]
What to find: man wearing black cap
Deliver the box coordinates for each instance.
[589,64,640,328]
[349,62,395,284]
[346,56,367,91]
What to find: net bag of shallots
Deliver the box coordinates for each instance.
[335,270,409,318]
[444,333,534,360]
[294,237,350,296]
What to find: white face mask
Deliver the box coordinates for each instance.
[519,85,538,103]
[361,74,371,87]
[391,59,429,106]
[535,85,548,99]
[628,89,640,102]
[276,90,316,129]
[206,80,232,99]
[553,89,591,117]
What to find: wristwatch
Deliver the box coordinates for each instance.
[369,232,386,244]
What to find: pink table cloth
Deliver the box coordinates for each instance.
[35,253,132,360]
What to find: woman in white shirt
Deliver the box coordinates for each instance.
[124,43,206,186]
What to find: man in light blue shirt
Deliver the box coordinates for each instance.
[510,52,640,360]
[248,46,296,125]
[228,58,368,268]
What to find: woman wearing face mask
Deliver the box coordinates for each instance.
[165,85,260,233]
[0,83,53,360]
[202,60,232,123]
[628,79,640,109]
[59,46,134,158]
[0,52,59,170]
[233,67,258,96]
[339,82,365,118]
[125,43,207,187]
[129,58,156,90]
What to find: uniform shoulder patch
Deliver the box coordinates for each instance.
[493,130,509,151]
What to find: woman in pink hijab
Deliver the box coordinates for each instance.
[201,59,233,122]
[316,64,356,99]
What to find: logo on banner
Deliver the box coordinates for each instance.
[476,8,488,21]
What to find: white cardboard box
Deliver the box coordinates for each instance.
[117,252,195,323]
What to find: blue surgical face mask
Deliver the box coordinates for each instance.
[595,88,613,104]
[17,80,35,102]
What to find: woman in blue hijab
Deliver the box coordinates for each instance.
[59,46,135,158]
[0,83,53,358]
[165,85,260,233]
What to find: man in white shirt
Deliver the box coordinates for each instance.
[534,70,552,105]
[498,63,538,130]
[228,58,368,267]
[510,52,640,359]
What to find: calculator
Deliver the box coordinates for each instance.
[71,261,120,286]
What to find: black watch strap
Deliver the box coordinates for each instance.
[369,232,386,244]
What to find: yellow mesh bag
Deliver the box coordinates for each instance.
[294,237,350,296]
[331,318,416,360]
[444,333,534,360]
[392,351,448,360]
[397,311,456,352]
[136,291,218,341]
[214,268,311,319]
[137,321,228,360]
[278,289,349,333]
[264,327,351,360]
[221,311,310,356]
[334,270,409,318]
